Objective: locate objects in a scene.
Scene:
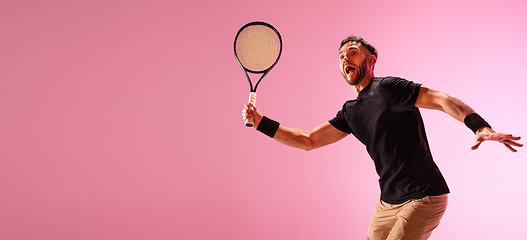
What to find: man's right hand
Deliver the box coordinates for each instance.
[242,103,263,129]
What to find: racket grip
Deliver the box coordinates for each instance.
[245,92,257,127]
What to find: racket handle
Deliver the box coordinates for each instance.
[245,92,257,127]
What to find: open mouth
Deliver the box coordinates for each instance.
[345,66,356,74]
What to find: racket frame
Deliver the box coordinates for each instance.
[234,21,283,93]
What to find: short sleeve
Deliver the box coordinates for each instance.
[329,103,353,134]
[379,77,422,112]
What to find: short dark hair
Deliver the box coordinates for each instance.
[340,36,378,58]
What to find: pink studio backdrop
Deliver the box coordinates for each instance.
[1,0,526,239]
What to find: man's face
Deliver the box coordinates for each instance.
[338,41,373,86]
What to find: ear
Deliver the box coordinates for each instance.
[368,55,377,67]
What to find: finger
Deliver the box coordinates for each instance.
[243,112,253,121]
[503,143,518,152]
[490,133,521,141]
[471,140,483,150]
[242,105,253,115]
[243,110,253,117]
[500,139,524,147]
[242,112,251,119]
[243,103,253,111]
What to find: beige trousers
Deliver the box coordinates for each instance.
[367,194,448,240]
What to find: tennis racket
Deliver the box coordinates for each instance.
[234,21,282,127]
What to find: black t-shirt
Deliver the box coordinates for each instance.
[329,77,450,204]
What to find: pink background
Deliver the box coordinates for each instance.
[1,0,526,239]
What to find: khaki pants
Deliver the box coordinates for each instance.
[367,194,448,240]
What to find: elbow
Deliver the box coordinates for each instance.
[303,146,316,152]
[301,137,318,151]
[435,92,452,112]
[283,130,322,151]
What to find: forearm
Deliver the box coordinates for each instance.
[432,93,492,133]
[272,122,348,151]
[273,125,317,151]
[244,103,347,151]
[255,116,347,151]
[439,94,475,122]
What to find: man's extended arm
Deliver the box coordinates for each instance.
[415,85,522,152]
[242,103,348,151]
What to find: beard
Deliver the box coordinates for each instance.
[345,58,369,86]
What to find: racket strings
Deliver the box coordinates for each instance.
[235,25,281,72]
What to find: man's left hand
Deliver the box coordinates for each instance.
[471,127,523,152]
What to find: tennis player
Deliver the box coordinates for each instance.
[242,36,522,240]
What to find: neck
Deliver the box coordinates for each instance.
[353,74,374,96]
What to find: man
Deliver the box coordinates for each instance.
[241,36,522,240]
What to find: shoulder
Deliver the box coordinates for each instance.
[376,76,414,86]
[376,76,422,92]
[342,99,357,110]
